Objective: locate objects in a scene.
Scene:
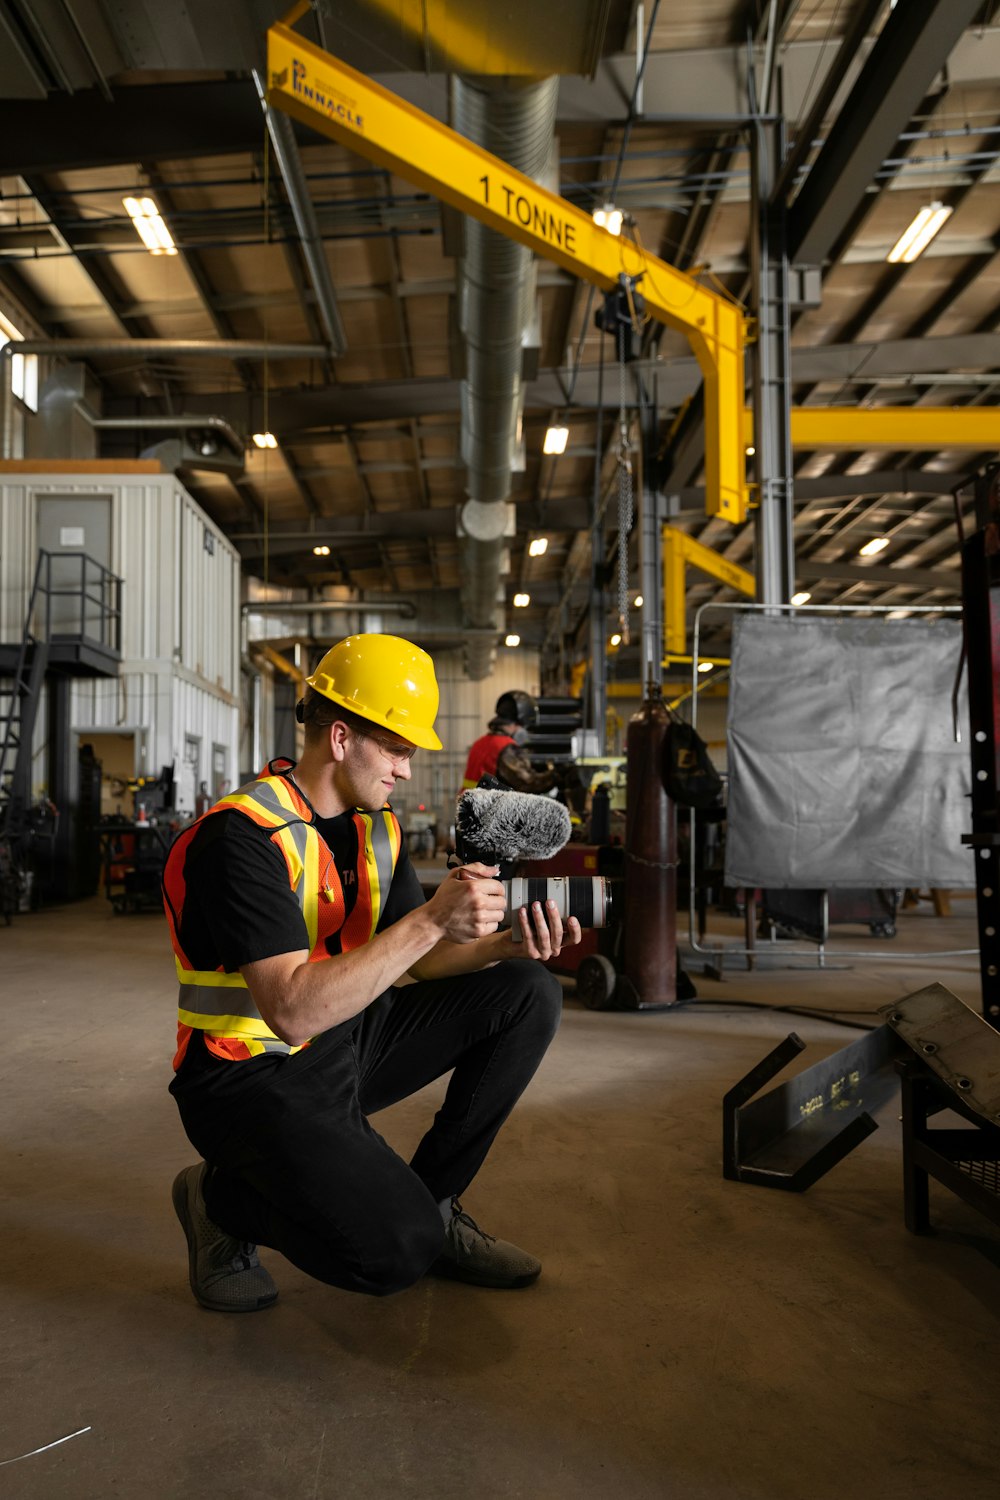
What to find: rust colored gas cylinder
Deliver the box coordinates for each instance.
[621,683,678,1008]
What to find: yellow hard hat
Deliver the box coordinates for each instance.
[305,634,442,751]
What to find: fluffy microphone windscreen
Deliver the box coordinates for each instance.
[456,789,571,861]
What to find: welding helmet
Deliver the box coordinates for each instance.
[494,690,537,730]
[305,634,442,750]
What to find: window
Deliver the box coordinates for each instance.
[0,310,39,413]
[211,743,228,802]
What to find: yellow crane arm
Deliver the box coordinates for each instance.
[662,526,755,656]
[266,15,749,524]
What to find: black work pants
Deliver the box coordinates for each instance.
[171,958,562,1296]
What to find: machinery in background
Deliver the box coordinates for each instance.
[518,680,692,1012]
[97,765,176,914]
[0,548,123,915]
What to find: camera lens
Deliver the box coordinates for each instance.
[504,876,611,937]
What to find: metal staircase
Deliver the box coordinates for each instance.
[0,553,51,842]
[0,549,122,844]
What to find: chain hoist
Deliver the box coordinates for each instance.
[595,273,646,646]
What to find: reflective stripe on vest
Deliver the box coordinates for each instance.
[169,769,400,1059]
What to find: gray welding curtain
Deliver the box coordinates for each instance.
[724,614,973,889]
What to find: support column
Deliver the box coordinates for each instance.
[750,117,795,606]
[638,394,665,687]
[588,528,607,755]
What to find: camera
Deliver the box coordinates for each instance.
[454,782,614,938]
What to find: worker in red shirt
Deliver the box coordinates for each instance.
[462,691,558,794]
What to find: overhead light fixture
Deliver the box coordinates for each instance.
[859,537,890,557]
[543,424,569,455]
[505,633,521,648]
[252,432,278,449]
[791,590,812,606]
[122,195,177,256]
[745,445,756,457]
[528,537,549,557]
[609,633,622,647]
[312,544,330,557]
[634,595,644,608]
[593,204,623,237]
[886,201,953,264]
[697,661,714,673]
[513,592,530,607]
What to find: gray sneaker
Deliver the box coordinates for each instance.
[430,1200,541,1289]
[171,1163,278,1313]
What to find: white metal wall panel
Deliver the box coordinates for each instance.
[1,471,241,812]
[0,483,34,640]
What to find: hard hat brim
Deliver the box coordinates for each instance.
[305,680,442,751]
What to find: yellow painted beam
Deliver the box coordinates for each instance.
[266,20,749,524]
[606,680,730,699]
[254,642,306,696]
[662,526,755,656]
[744,406,1000,450]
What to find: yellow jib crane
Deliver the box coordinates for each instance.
[266,3,750,525]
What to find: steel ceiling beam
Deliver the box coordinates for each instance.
[0,81,265,174]
[671,472,966,508]
[21,176,145,339]
[795,559,958,592]
[97,321,1000,429]
[3,25,1000,176]
[788,0,986,267]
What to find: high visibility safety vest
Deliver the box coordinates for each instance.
[163,761,402,1067]
[462,732,515,790]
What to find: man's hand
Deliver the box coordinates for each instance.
[426,862,507,943]
[513,898,582,962]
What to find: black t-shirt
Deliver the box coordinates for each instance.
[175,799,425,973]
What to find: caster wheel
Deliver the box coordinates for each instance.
[576,954,618,1010]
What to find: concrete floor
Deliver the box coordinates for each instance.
[1,892,998,1499]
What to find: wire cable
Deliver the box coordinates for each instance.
[683,998,877,1032]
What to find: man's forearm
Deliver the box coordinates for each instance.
[242,904,447,1045]
[406,929,514,982]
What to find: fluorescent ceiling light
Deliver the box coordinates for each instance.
[886,202,953,264]
[859,537,890,557]
[513,592,530,607]
[252,432,278,449]
[528,537,548,557]
[122,195,177,256]
[504,633,521,648]
[791,590,812,606]
[593,204,623,237]
[697,661,714,673]
[543,425,569,455]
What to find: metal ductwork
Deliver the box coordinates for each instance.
[453,74,559,679]
[31,363,247,472]
[241,598,416,619]
[253,69,348,357]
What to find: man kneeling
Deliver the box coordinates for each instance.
[162,634,579,1310]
